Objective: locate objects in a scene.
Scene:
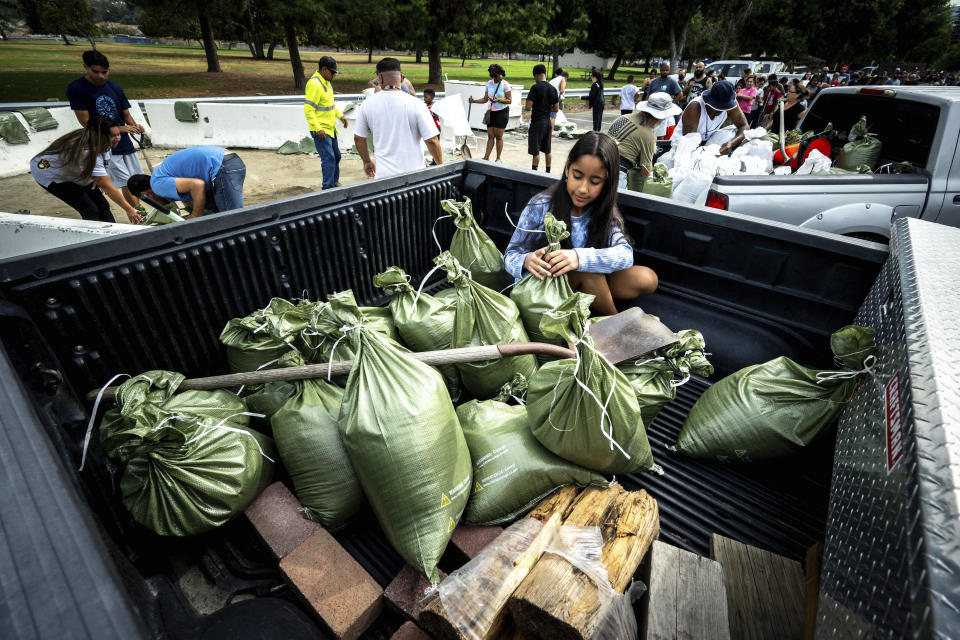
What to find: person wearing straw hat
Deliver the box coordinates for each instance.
[671,79,749,155]
[608,92,682,189]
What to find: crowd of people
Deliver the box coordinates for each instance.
[30,51,445,223]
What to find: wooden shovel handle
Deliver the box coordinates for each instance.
[86,342,575,403]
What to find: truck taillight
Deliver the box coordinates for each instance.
[858,87,896,97]
[705,190,728,210]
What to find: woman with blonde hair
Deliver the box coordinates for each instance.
[30,116,142,223]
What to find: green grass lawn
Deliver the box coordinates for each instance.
[0,40,606,102]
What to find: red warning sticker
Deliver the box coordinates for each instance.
[885,372,903,473]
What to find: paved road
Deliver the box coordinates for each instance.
[563,108,623,133]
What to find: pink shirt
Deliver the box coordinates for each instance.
[736,87,757,113]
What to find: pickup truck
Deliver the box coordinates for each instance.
[706,86,960,241]
[704,59,805,83]
[1,161,957,639]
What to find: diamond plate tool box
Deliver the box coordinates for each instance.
[818,217,960,639]
[0,161,924,638]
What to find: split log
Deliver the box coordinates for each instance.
[418,486,578,640]
[507,484,660,640]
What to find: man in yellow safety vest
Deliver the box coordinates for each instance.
[305,56,348,189]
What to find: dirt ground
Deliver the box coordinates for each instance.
[0,130,579,221]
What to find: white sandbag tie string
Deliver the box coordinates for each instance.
[326,323,362,381]
[816,354,879,386]
[632,354,693,387]
[184,411,274,462]
[431,214,454,251]
[80,372,132,471]
[414,264,444,306]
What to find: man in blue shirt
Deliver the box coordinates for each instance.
[126,146,246,218]
[646,62,683,104]
[66,50,146,209]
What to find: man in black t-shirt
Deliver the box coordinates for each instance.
[524,64,559,172]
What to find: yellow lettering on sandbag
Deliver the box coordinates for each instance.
[474,481,484,493]
[441,493,451,507]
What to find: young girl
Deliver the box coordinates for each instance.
[504,132,658,316]
[30,116,142,224]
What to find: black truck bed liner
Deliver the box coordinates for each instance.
[0,161,888,639]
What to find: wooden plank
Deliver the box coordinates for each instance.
[645,541,679,640]
[508,485,660,640]
[418,486,578,640]
[645,540,729,640]
[804,544,821,640]
[710,534,804,640]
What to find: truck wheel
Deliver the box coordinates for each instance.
[845,232,888,244]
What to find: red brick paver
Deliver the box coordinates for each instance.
[390,621,432,640]
[384,564,446,621]
[280,529,383,640]
[245,482,320,560]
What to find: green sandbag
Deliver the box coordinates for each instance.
[174,100,199,122]
[98,370,274,536]
[19,107,58,131]
[836,116,881,171]
[270,352,362,529]
[373,265,461,400]
[306,294,399,365]
[322,291,471,582]
[641,163,672,199]
[527,292,654,474]
[618,329,714,426]
[219,298,312,373]
[510,212,573,350]
[141,207,184,225]
[459,375,608,525]
[0,111,29,144]
[676,325,876,461]
[277,140,302,154]
[436,251,537,399]
[298,135,315,154]
[442,197,510,291]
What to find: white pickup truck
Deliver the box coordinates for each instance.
[704,86,960,241]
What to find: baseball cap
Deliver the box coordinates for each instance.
[319,56,338,73]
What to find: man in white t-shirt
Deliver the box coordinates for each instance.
[619,75,638,115]
[354,57,442,179]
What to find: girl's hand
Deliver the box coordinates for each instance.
[545,249,579,276]
[523,247,552,280]
[126,209,143,224]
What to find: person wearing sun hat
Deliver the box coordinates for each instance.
[671,79,749,155]
[608,92,682,189]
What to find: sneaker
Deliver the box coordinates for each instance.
[334,181,342,187]
[495,158,503,163]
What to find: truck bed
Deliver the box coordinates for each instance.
[0,161,889,639]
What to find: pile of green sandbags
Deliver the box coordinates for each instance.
[219,298,314,373]
[435,251,537,399]
[98,370,275,536]
[676,325,875,461]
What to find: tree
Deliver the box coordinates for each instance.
[526,0,589,75]
[585,0,652,79]
[661,0,702,72]
[18,0,98,45]
[1,0,20,39]
[131,0,222,71]
[337,0,400,63]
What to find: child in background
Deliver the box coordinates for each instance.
[423,88,441,133]
[504,132,658,315]
[736,75,758,123]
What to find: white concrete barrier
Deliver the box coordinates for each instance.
[0,212,138,259]
[0,102,152,179]
[142,100,360,153]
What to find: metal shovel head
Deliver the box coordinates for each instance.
[589,307,678,364]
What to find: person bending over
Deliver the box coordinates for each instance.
[504,132,658,316]
[30,116,142,224]
[127,146,246,218]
